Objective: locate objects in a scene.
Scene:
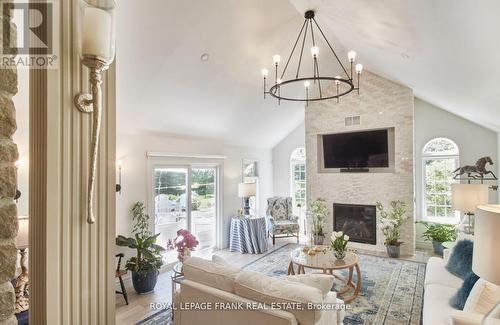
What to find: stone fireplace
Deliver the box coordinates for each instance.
[305,71,415,255]
[333,204,376,245]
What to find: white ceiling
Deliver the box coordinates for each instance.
[290,0,500,131]
[117,0,500,149]
[116,0,308,148]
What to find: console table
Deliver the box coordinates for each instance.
[229,216,268,254]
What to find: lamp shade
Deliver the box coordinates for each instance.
[77,0,116,63]
[472,205,500,285]
[16,216,29,249]
[451,184,489,213]
[238,182,256,198]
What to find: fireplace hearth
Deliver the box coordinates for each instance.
[333,203,376,245]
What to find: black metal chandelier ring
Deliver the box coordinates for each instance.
[268,77,355,102]
[260,10,363,104]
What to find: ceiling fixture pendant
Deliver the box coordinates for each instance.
[261,10,363,105]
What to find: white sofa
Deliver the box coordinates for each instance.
[424,247,500,325]
[173,256,345,325]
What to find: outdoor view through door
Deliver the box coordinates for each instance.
[153,167,217,263]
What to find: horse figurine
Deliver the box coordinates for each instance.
[453,156,497,179]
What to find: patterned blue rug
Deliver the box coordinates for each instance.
[136,308,172,325]
[137,244,426,325]
[243,244,426,325]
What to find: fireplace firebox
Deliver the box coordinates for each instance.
[333,203,376,245]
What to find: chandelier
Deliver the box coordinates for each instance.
[261,10,363,104]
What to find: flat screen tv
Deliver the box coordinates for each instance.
[322,129,390,169]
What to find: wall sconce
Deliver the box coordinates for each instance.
[74,0,116,224]
[116,160,122,194]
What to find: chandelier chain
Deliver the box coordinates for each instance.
[312,18,350,79]
[280,20,307,80]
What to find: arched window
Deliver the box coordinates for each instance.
[422,138,460,223]
[290,148,306,209]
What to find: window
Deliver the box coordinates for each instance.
[290,148,306,209]
[422,138,460,223]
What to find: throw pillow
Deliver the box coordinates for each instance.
[450,272,480,310]
[286,274,335,298]
[446,239,474,279]
[464,279,500,315]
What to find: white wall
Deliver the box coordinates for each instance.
[272,123,305,197]
[116,133,273,253]
[414,98,498,248]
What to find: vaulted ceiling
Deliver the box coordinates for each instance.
[117,0,500,148]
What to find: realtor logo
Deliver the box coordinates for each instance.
[1,1,57,68]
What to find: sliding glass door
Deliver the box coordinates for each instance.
[152,165,219,263]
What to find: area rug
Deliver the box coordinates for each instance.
[243,244,426,325]
[135,308,172,325]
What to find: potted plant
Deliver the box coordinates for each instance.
[309,198,328,245]
[330,231,349,260]
[116,202,165,294]
[376,200,408,258]
[167,229,199,262]
[416,221,457,255]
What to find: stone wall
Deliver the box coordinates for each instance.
[0,3,19,324]
[305,70,415,255]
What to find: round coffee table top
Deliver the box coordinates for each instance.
[290,246,359,270]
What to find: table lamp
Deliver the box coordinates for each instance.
[451,184,489,234]
[238,182,256,216]
[473,205,500,324]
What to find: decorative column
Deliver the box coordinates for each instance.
[0,1,19,324]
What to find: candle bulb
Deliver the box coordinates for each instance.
[304,81,310,89]
[261,68,269,77]
[310,46,319,58]
[82,7,113,61]
[347,50,356,62]
[273,54,281,65]
[355,64,363,74]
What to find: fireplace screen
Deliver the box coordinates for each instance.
[333,203,376,245]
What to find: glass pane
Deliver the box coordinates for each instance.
[191,168,216,250]
[424,157,458,221]
[154,168,188,263]
[423,138,459,156]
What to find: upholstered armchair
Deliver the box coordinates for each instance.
[266,197,299,245]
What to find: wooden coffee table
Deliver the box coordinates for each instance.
[287,246,362,303]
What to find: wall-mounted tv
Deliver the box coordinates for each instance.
[320,128,395,172]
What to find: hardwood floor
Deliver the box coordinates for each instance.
[115,238,432,324]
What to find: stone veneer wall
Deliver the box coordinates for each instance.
[0,3,19,324]
[305,70,415,255]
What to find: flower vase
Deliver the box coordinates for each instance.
[179,247,191,262]
[334,250,346,260]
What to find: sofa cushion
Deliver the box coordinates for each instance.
[286,274,335,298]
[446,239,474,279]
[235,270,323,325]
[182,256,241,293]
[450,272,480,310]
[423,284,458,325]
[425,257,463,289]
[464,279,500,316]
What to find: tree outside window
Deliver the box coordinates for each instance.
[422,138,460,224]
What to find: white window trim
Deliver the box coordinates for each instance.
[290,148,306,210]
[146,156,224,250]
[421,153,460,225]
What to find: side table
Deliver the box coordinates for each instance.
[229,216,268,254]
[171,262,183,304]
